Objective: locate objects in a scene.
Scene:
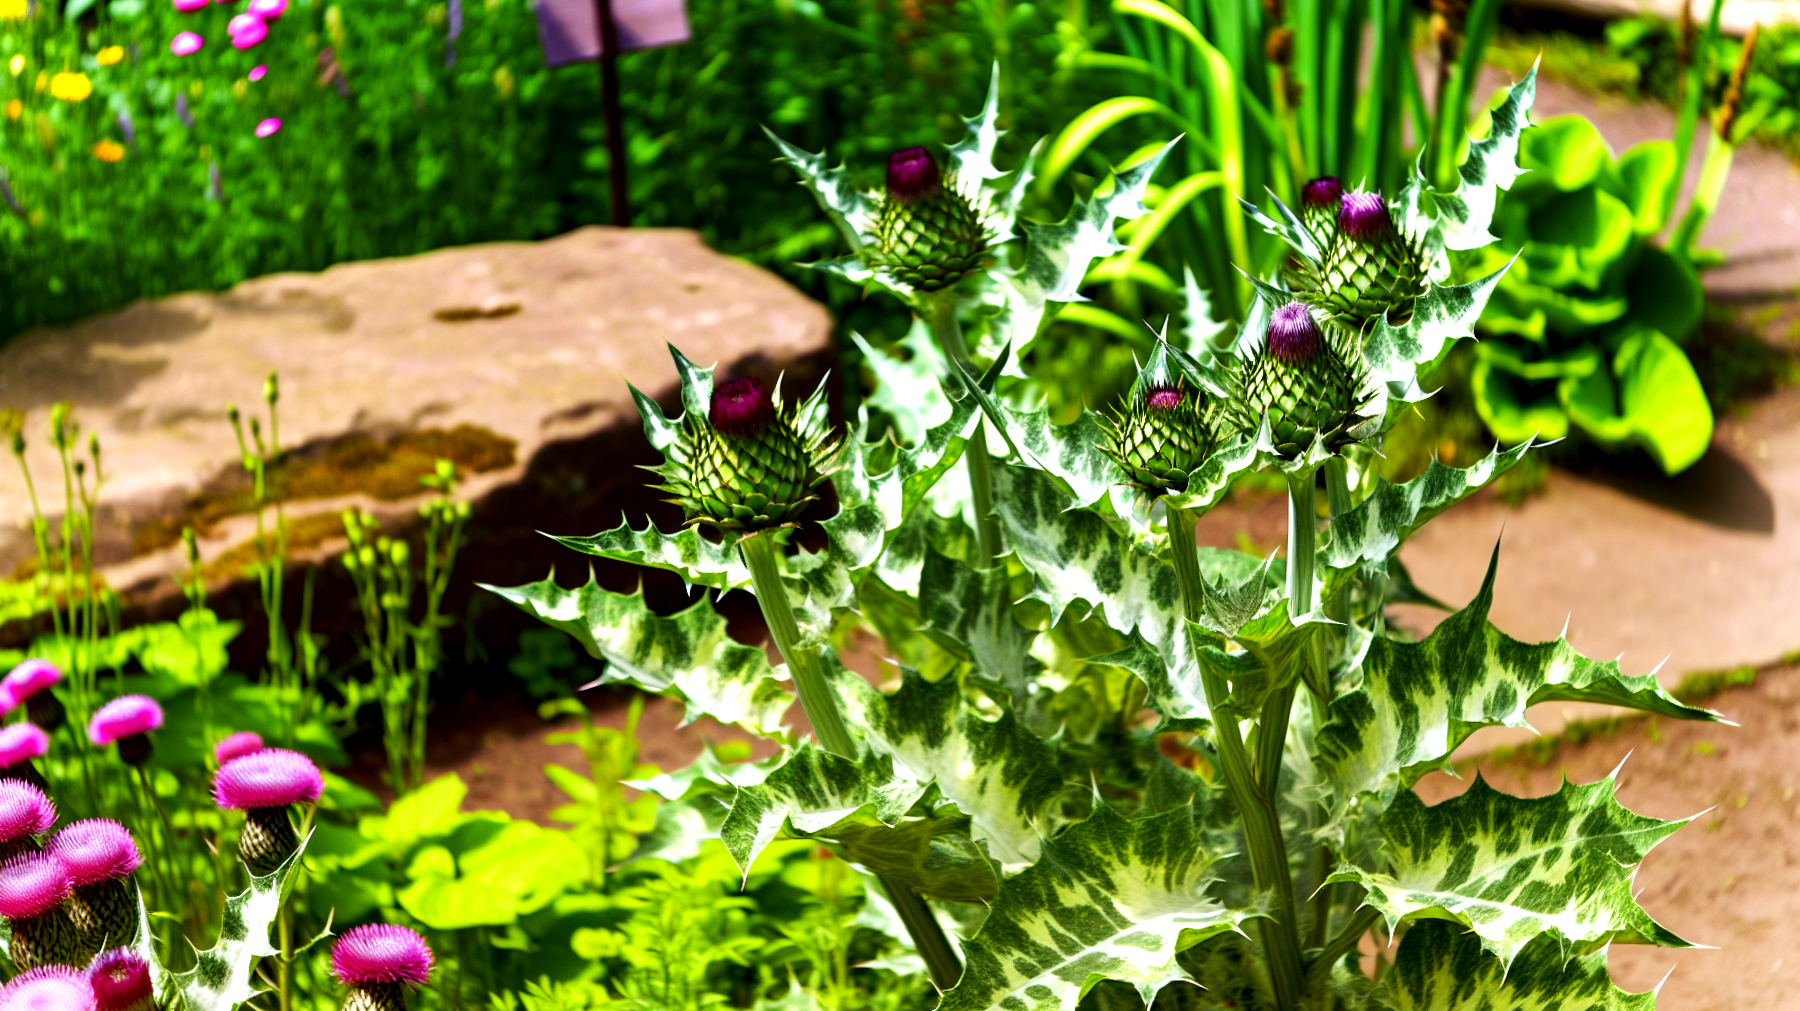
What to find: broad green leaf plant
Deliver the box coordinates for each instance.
[494,69,1721,1010]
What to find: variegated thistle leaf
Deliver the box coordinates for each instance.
[853,325,952,447]
[760,125,879,254]
[833,667,1078,874]
[999,402,1119,509]
[1398,65,1539,263]
[719,744,1000,903]
[1319,440,1539,578]
[174,837,312,1011]
[941,803,1253,1011]
[918,546,1038,704]
[1382,920,1656,1011]
[993,140,1180,364]
[1314,544,1721,819]
[1181,265,1234,367]
[560,343,980,635]
[1333,772,1689,970]
[480,575,792,737]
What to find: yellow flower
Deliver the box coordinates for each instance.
[0,0,26,19]
[3,100,18,121]
[92,139,124,163]
[49,72,91,103]
[97,46,125,67]
[8,55,22,77]
[34,70,45,93]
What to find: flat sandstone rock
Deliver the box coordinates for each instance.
[0,226,832,596]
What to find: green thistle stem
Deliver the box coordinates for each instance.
[1168,506,1306,1011]
[738,531,963,991]
[919,289,1002,566]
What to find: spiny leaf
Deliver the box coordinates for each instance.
[940,803,1252,1011]
[480,575,792,737]
[853,325,953,447]
[999,403,1120,509]
[1314,543,1722,818]
[1320,441,1538,576]
[761,125,880,253]
[1382,919,1655,1011]
[1401,66,1539,260]
[1359,257,1516,419]
[174,836,311,1011]
[1181,265,1234,366]
[1331,773,1690,969]
[918,546,1038,704]
[994,141,1178,359]
[719,745,999,904]
[837,668,1078,874]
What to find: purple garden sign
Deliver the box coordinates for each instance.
[534,0,691,66]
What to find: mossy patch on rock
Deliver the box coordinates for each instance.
[135,424,515,557]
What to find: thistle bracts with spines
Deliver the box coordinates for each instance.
[650,376,840,533]
[1312,190,1428,333]
[1298,176,1343,246]
[1100,348,1216,495]
[866,147,992,292]
[1235,302,1373,459]
[239,806,299,877]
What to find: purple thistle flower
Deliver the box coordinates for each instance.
[47,821,142,887]
[0,965,96,1011]
[1300,176,1343,210]
[213,749,324,810]
[331,924,434,988]
[3,660,61,709]
[88,696,162,747]
[1338,191,1393,242]
[1144,388,1184,412]
[86,949,151,1011]
[0,853,73,920]
[0,724,48,770]
[1267,302,1323,364]
[175,92,193,129]
[214,731,265,765]
[169,31,204,57]
[0,781,56,847]
[709,377,776,438]
[885,146,942,204]
[247,0,286,18]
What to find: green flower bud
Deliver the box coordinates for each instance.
[655,377,839,532]
[868,147,991,292]
[1313,190,1427,332]
[1237,302,1370,459]
[1101,382,1215,495]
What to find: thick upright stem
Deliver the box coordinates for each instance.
[919,289,1002,566]
[1167,507,1306,1010]
[739,531,962,991]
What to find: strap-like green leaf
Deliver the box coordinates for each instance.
[941,803,1251,1011]
[1332,773,1690,968]
[174,838,312,1011]
[1314,544,1722,817]
[481,575,792,737]
[1382,919,1655,1011]
[719,745,999,903]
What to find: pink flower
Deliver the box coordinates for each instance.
[248,65,268,83]
[0,781,56,844]
[88,696,163,746]
[230,18,268,49]
[0,853,73,920]
[247,0,286,18]
[0,724,49,770]
[172,0,207,10]
[227,12,260,34]
[330,924,433,988]
[86,950,150,1011]
[169,32,204,57]
[213,749,323,810]
[47,821,142,887]
[0,966,95,1011]
[2,660,60,709]
[214,731,265,765]
[254,118,282,138]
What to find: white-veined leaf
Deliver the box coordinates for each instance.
[1382,919,1655,1011]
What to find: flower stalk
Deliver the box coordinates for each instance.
[738,530,963,991]
[1167,505,1306,1010]
[918,288,1002,567]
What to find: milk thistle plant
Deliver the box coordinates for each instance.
[499,66,1720,1010]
